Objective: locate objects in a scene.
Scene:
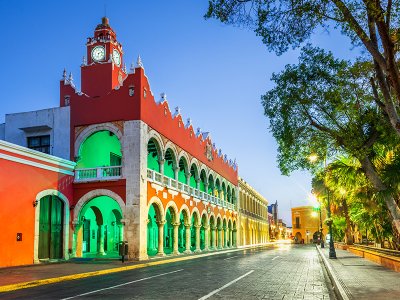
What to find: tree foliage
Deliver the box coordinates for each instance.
[206,0,400,138]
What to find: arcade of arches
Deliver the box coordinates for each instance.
[74,196,124,258]
[147,200,237,256]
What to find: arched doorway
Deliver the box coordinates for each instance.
[147,203,161,256]
[200,214,207,250]
[164,207,175,254]
[38,195,64,260]
[209,215,216,249]
[295,232,302,244]
[78,196,123,258]
[178,209,190,253]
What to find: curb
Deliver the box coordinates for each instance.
[316,245,350,300]
[0,243,276,293]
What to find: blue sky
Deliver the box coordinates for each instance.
[0,1,358,225]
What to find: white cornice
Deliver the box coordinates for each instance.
[0,140,75,170]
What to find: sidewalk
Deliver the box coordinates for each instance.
[317,246,400,300]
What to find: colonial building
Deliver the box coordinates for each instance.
[238,178,269,246]
[0,140,75,267]
[291,206,328,244]
[0,17,274,266]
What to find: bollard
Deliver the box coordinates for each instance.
[119,241,128,263]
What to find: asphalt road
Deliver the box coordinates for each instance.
[1,244,335,300]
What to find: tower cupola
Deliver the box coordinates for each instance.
[81,17,126,97]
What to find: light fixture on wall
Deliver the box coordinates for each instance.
[33,200,38,207]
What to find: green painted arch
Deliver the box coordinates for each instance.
[78,196,123,255]
[147,204,159,256]
[77,130,122,169]
[178,156,188,184]
[199,169,207,192]
[215,179,221,198]
[147,139,161,172]
[208,174,214,195]
[164,208,174,254]
[189,164,198,188]
[227,186,232,203]
[221,182,227,201]
[164,148,176,179]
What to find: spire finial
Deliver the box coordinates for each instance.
[68,72,73,82]
[102,16,109,26]
[62,68,67,80]
[136,55,143,68]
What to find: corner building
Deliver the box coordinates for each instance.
[63,18,239,260]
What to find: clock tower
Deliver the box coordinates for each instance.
[81,17,127,97]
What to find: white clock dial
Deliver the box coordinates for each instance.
[91,46,105,62]
[112,49,121,66]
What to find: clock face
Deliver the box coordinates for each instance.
[91,46,105,62]
[113,49,121,66]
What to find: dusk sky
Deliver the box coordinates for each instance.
[0,1,358,225]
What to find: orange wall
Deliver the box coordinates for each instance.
[0,151,73,267]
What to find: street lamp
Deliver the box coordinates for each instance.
[308,153,336,259]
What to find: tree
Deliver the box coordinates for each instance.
[262,44,400,242]
[205,0,400,137]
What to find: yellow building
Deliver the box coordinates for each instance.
[238,178,269,246]
[291,206,328,244]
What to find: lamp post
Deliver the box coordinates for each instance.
[309,153,336,259]
[327,188,337,258]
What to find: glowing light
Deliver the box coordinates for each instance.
[308,153,318,163]
[311,211,318,217]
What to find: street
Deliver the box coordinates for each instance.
[1,243,335,300]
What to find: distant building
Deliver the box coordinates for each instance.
[238,178,269,245]
[291,206,328,244]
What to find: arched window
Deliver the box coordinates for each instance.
[189,164,198,188]
[164,149,176,179]
[178,157,188,184]
[147,139,161,172]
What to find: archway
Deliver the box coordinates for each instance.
[295,232,302,244]
[209,215,216,249]
[164,148,176,179]
[217,217,222,249]
[164,207,176,254]
[190,211,200,251]
[228,219,233,247]
[200,214,207,250]
[178,156,188,184]
[199,169,207,193]
[148,139,161,172]
[178,209,190,253]
[147,203,162,256]
[77,196,123,258]
[76,130,122,180]
[189,164,198,189]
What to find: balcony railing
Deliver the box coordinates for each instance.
[75,166,122,182]
[147,168,236,211]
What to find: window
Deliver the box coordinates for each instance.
[110,152,122,166]
[28,135,50,154]
[295,217,300,229]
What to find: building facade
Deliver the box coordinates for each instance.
[238,178,269,246]
[291,206,328,244]
[0,140,75,267]
[0,17,272,266]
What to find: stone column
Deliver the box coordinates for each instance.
[185,173,191,186]
[98,225,106,255]
[204,225,210,251]
[184,224,192,254]
[218,228,222,249]
[224,227,228,248]
[204,183,209,195]
[157,220,166,256]
[210,226,216,249]
[71,221,81,258]
[173,222,180,255]
[159,159,165,175]
[173,167,179,180]
[195,225,202,252]
[196,179,200,190]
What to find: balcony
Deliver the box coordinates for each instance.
[147,168,236,211]
[75,166,122,182]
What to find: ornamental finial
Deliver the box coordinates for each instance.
[62,68,67,80]
[136,55,143,68]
